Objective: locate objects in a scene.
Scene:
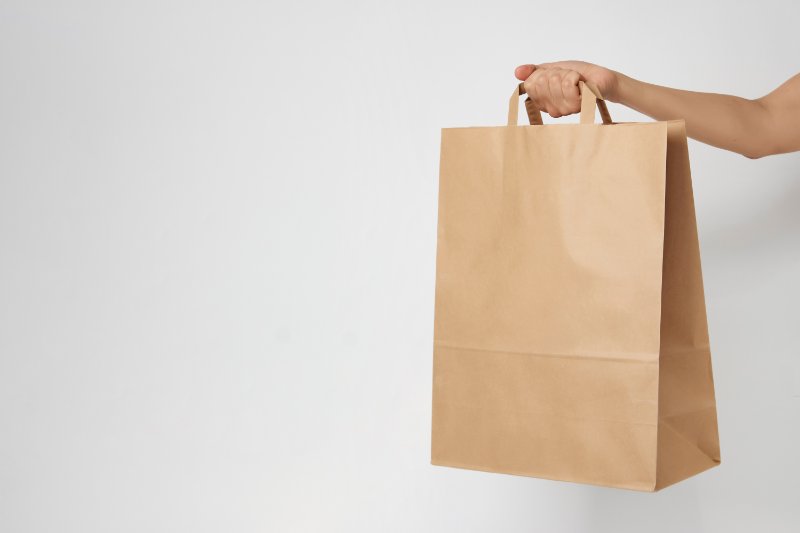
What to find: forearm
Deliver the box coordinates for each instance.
[611,74,772,159]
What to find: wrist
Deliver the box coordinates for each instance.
[608,72,635,104]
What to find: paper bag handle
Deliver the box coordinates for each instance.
[508,80,613,126]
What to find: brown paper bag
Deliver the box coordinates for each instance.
[430,81,721,491]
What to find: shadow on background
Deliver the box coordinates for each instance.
[700,173,800,257]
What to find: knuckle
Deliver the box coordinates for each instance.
[523,79,534,93]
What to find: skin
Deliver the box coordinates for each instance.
[515,62,800,159]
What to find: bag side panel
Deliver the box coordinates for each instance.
[655,120,722,491]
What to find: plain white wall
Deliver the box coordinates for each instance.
[1,1,798,531]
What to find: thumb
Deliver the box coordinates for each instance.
[515,64,536,81]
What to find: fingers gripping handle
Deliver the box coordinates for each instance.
[508,80,613,126]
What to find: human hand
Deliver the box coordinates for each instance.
[515,61,621,118]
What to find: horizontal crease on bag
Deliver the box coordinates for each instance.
[434,341,662,363]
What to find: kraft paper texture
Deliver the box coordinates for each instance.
[430,81,721,491]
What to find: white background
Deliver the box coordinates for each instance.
[1,1,799,531]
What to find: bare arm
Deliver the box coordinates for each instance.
[614,72,800,159]
[515,62,800,159]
